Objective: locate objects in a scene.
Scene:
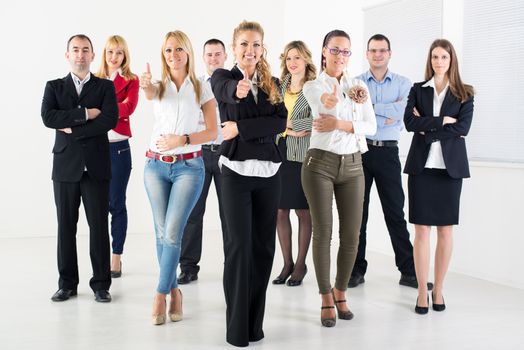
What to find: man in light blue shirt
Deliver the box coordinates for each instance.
[350,34,431,290]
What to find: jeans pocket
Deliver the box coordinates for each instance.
[304,155,333,177]
[184,157,204,169]
[117,146,130,155]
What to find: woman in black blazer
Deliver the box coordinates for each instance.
[403,39,474,314]
[210,20,287,347]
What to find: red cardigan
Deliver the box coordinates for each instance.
[112,74,139,137]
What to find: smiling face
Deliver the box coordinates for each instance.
[105,45,125,72]
[431,46,451,77]
[163,37,188,72]
[232,30,263,73]
[366,39,391,70]
[66,37,94,74]
[203,43,227,74]
[322,36,351,77]
[285,48,306,76]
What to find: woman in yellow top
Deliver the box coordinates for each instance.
[273,41,316,287]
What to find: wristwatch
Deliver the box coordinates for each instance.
[184,134,190,146]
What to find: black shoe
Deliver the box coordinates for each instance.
[94,290,112,303]
[399,274,434,290]
[177,271,198,285]
[431,292,446,311]
[272,264,294,285]
[111,262,122,278]
[347,273,365,288]
[320,306,336,327]
[415,295,429,315]
[331,289,354,320]
[287,265,307,287]
[51,288,77,302]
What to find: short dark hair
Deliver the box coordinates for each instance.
[321,29,351,70]
[367,34,391,51]
[67,34,93,51]
[203,38,225,52]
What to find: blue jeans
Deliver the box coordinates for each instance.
[144,156,204,294]
[109,140,132,255]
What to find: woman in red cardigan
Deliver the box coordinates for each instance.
[96,35,139,278]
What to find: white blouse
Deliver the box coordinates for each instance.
[149,76,214,155]
[423,77,448,169]
[303,71,376,155]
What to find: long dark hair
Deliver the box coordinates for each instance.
[424,39,474,102]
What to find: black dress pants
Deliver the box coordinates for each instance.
[53,172,111,292]
[352,145,415,277]
[221,166,280,347]
[180,146,228,274]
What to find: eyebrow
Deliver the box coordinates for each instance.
[71,46,91,50]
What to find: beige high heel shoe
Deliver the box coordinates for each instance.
[152,298,166,325]
[168,288,183,322]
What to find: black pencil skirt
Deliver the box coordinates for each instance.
[278,138,309,209]
[408,168,463,226]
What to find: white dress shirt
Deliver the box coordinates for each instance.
[149,76,214,155]
[423,77,448,169]
[198,73,223,145]
[303,71,377,155]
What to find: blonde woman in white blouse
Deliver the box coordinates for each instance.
[140,30,217,326]
[302,29,376,327]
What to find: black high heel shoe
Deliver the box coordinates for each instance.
[432,292,446,311]
[415,295,429,315]
[320,305,336,327]
[331,289,354,320]
[111,261,122,278]
[272,264,294,285]
[287,265,307,287]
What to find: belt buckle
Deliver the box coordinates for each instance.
[211,144,219,152]
[160,154,177,164]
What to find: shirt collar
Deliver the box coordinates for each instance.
[236,65,258,84]
[319,69,349,85]
[422,77,449,89]
[71,72,91,85]
[364,69,392,83]
[108,68,122,81]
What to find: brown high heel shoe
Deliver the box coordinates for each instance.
[331,289,354,320]
[152,298,166,325]
[169,288,183,322]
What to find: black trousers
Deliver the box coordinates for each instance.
[180,147,227,274]
[352,145,415,277]
[221,166,280,347]
[53,172,111,292]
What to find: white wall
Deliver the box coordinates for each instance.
[1,0,522,289]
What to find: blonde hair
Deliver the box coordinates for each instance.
[424,39,474,102]
[233,21,281,104]
[96,35,136,80]
[158,30,201,102]
[279,40,317,84]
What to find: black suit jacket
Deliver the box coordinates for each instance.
[210,66,287,162]
[41,73,118,182]
[403,81,474,179]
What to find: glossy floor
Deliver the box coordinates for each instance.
[1,232,523,349]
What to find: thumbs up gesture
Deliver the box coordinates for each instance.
[320,84,339,109]
[236,70,251,99]
[140,62,152,89]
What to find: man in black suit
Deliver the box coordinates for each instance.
[41,34,118,302]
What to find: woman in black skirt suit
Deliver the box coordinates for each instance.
[404,39,474,314]
[272,41,316,287]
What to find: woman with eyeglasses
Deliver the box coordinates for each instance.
[140,30,217,325]
[272,41,316,288]
[302,29,376,327]
[210,20,286,347]
[404,39,474,314]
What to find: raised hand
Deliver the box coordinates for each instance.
[236,70,251,99]
[140,62,152,89]
[320,84,339,109]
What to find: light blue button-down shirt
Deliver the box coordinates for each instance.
[356,70,411,141]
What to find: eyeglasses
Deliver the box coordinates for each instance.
[368,48,390,54]
[326,47,352,57]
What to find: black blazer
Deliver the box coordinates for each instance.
[210,66,287,163]
[403,81,474,179]
[41,73,118,182]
